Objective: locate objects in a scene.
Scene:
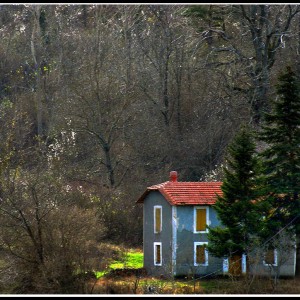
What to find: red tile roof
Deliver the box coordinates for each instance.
[136,180,223,206]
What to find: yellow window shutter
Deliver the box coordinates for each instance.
[265,249,275,264]
[155,207,161,233]
[196,208,206,231]
[196,245,205,264]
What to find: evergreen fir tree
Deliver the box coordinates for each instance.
[207,126,261,258]
[258,66,300,248]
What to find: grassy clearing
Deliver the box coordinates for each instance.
[95,270,107,279]
[109,251,143,270]
[94,245,143,279]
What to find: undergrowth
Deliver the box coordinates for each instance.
[91,244,300,294]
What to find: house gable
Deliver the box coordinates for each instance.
[141,190,173,277]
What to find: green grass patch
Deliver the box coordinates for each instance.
[95,249,143,278]
[95,270,107,279]
[110,251,143,270]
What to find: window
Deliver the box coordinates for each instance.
[194,206,209,233]
[154,242,162,266]
[263,248,277,266]
[194,242,208,266]
[154,205,162,233]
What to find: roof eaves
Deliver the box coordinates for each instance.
[136,189,150,204]
[136,181,171,204]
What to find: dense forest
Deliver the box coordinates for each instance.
[1,4,300,293]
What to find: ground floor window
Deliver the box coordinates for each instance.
[263,248,277,266]
[194,242,208,266]
[154,242,162,266]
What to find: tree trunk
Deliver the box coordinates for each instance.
[103,143,115,187]
[31,5,43,138]
[295,234,300,276]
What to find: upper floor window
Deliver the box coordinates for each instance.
[154,205,162,233]
[194,206,209,233]
[194,242,208,266]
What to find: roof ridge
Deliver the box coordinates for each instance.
[137,180,223,205]
[148,180,222,188]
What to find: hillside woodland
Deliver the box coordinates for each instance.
[0,4,300,293]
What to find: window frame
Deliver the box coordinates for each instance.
[154,242,162,266]
[263,248,278,266]
[194,242,209,266]
[193,206,209,233]
[154,205,162,233]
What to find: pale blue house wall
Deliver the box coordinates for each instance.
[142,191,173,277]
[174,205,224,276]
